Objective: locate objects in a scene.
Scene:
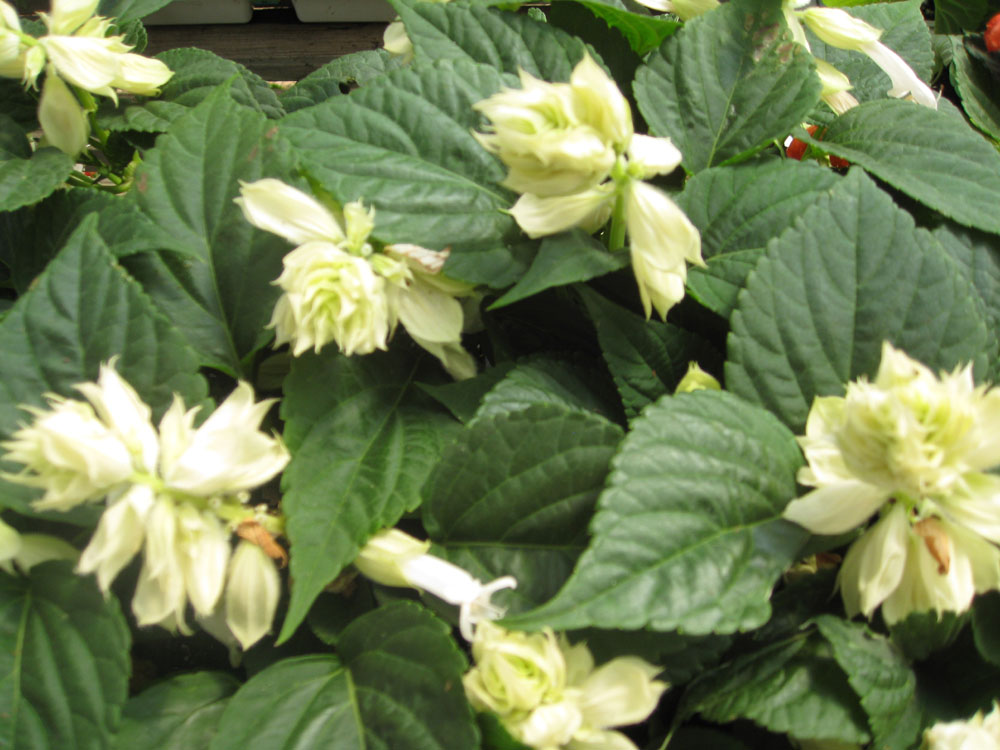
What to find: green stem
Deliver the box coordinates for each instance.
[608,186,627,252]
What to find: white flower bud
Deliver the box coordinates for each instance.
[224,540,281,650]
[111,52,172,96]
[923,703,1000,750]
[814,58,859,115]
[626,134,682,180]
[800,7,882,51]
[77,484,153,592]
[674,362,721,394]
[624,180,703,320]
[43,0,100,35]
[132,497,190,632]
[354,528,431,588]
[509,185,615,239]
[176,504,231,616]
[382,20,414,62]
[40,36,120,98]
[38,70,90,155]
[569,53,632,153]
[512,701,583,749]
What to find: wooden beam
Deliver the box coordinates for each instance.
[144,11,388,81]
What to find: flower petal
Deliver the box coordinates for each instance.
[577,656,667,729]
[510,187,615,239]
[838,503,909,619]
[235,179,346,246]
[783,481,887,535]
[225,540,281,650]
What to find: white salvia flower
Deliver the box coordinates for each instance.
[239,180,477,377]
[76,483,154,592]
[784,342,1000,623]
[175,503,231,616]
[464,622,668,750]
[355,528,517,641]
[473,54,627,197]
[132,496,190,632]
[158,382,287,497]
[814,58,859,115]
[225,540,281,650]
[0,1,31,81]
[2,395,134,511]
[784,3,937,110]
[509,185,616,239]
[633,0,719,21]
[42,0,100,36]
[624,180,704,321]
[923,702,1000,750]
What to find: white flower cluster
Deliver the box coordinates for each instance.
[923,703,1000,750]
[464,622,666,750]
[1,362,290,649]
[0,0,172,154]
[236,179,477,380]
[473,54,703,321]
[783,343,1000,624]
[355,528,666,750]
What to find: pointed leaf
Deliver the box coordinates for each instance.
[490,231,629,310]
[814,615,921,750]
[0,562,131,749]
[577,286,717,419]
[281,51,403,114]
[634,0,821,172]
[504,390,808,634]
[951,41,1000,142]
[797,100,1000,235]
[123,84,297,376]
[0,148,73,212]
[278,349,461,642]
[726,169,994,433]
[115,672,239,750]
[392,0,589,80]
[424,403,623,612]
[211,602,477,750]
[557,0,679,56]
[281,59,522,286]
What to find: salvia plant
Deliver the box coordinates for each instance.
[1,0,1000,747]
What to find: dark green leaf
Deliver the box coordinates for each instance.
[504,390,808,633]
[475,355,624,422]
[0,148,73,212]
[0,562,130,749]
[577,286,717,419]
[123,84,297,376]
[890,609,968,662]
[100,48,284,133]
[424,403,623,613]
[278,349,460,642]
[280,50,403,113]
[934,0,1000,34]
[677,159,841,317]
[726,169,994,433]
[115,672,239,749]
[681,635,871,744]
[973,592,1000,667]
[951,40,1000,141]
[0,217,207,520]
[211,602,477,750]
[814,615,921,750]
[581,629,733,685]
[490,230,628,309]
[556,0,678,56]
[634,0,821,171]
[797,100,1000,235]
[393,0,590,80]
[281,59,522,287]
[418,362,516,424]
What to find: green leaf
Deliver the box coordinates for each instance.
[669,728,749,750]
[504,390,808,634]
[950,41,1000,142]
[0,562,131,749]
[0,79,39,131]
[797,100,1000,235]
[418,362,516,423]
[0,114,28,159]
[890,609,968,662]
[115,672,239,749]
[814,615,921,750]
[634,0,821,172]
[929,221,1000,345]
[281,59,522,287]
[677,159,841,317]
[211,602,477,750]
[681,635,871,744]
[726,169,994,433]
[393,0,589,80]
[581,628,733,685]
[934,0,1000,34]
[278,349,461,643]
[423,403,623,613]
[973,591,1000,668]
[490,230,628,309]
[122,84,297,376]
[280,50,403,113]
[556,0,678,56]
[100,48,284,132]
[475,355,624,423]
[576,286,717,419]
[0,147,73,212]
[0,217,207,520]
[98,0,173,22]
[807,1,933,108]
